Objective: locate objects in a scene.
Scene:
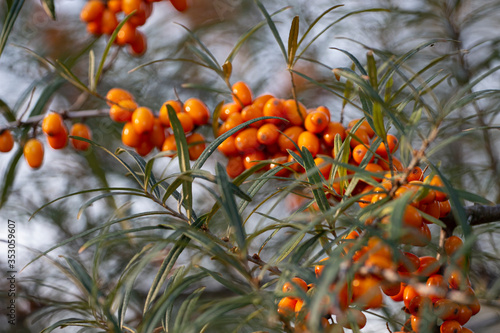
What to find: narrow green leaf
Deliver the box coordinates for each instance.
[372,101,386,139]
[40,319,99,333]
[366,50,378,90]
[0,99,16,122]
[287,16,299,66]
[215,163,247,253]
[41,0,56,20]
[177,23,220,69]
[0,0,25,59]
[254,0,287,61]
[0,147,22,208]
[331,47,367,75]
[212,100,224,138]
[296,5,343,50]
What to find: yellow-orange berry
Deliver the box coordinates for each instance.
[132,107,154,134]
[322,121,346,146]
[128,30,147,56]
[110,99,137,122]
[106,88,134,106]
[243,150,266,169]
[0,130,14,152]
[122,0,141,14]
[100,9,118,35]
[235,128,259,153]
[176,112,195,133]
[24,138,44,169]
[47,126,68,149]
[70,123,92,151]
[278,126,304,152]
[219,103,241,121]
[122,122,142,148]
[184,98,210,126]
[263,98,285,125]
[159,100,182,127]
[232,81,253,107]
[304,111,328,133]
[241,104,264,128]
[116,22,137,46]
[297,131,320,157]
[186,133,205,160]
[80,0,105,22]
[218,136,238,157]
[150,119,166,149]
[42,113,65,137]
[283,99,307,126]
[161,134,177,157]
[257,123,279,145]
[226,155,245,178]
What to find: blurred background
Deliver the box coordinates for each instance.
[1,0,499,331]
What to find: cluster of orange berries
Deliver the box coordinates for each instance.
[0,114,92,169]
[216,81,402,182]
[106,88,207,159]
[80,0,188,56]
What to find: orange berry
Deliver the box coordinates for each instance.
[132,107,154,134]
[287,152,304,173]
[106,88,134,107]
[364,163,384,182]
[352,144,373,164]
[100,9,118,35]
[110,99,137,122]
[421,200,440,223]
[425,174,448,201]
[283,99,307,126]
[80,0,105,22]
[403,205,423,228]
[47,126,68,149]
[403,284,420,309]
[116,21,136,45]
[218,136,238,157]
[434,299,460,321]
[336,308,367,329]
[128,2,152,27]
[297,131,320,156]
[469,297,480,315]
[304,111,328,133]
[220,113,243,135]
[263,98,286,125]
[231,81,253,107]
[0,130,14,152]
[23,138,44,169]
[176,112,195,133]
[161,134,177,157]
[277,297,297,319]
[417,256,440,277]
[314,157,332,179]
[439,200,451,218]
[184,98,210,126]
[322,122,346,146]
[444,236,463,256]
[170,0,188,12]
[269,152,290,177]
[278,126,304,152]
[398,252,420,274]
[122,0,141,14]
[282,277,308,294]
[426,274,447,302]
[456,305,472,325]
[86,21,101,35]
[42,113,65,137]
[408,295,432,315]
[150,119,166,149]
[226,155,245,178]
[107,0,122,13]
[70,123,92,151]
[235,128,259,153]
[377,156,404,172]
[440,320,462,333]
[348,119,374,138]
[257,123,279,145]
[252,94,273,111]
[159,100,182,127]
[315,106,331,122]
[407,166,423,182]
[348,128,370,149]
[186,133,205,160]
[219,103,241,121]
[135,138,154,156]
[241,104,263,128]
[122,122,142,148]
[314,258,328,278]
[128,30,147,56]
[446,267,471,290]
[243,150,265,169]
[352,276,383,309]
[389,283,406,302]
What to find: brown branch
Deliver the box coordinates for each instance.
[441,204,500,232]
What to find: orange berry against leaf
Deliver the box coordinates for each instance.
[434,299,460,321]
[283,99,307,126]
[70,123,92,151]
[184,98,210,126]
[440,320,462,333]
[176,112,195,133]
[323,122,346,146]
[315,106,331,122]
[277,297,298,319]
[226,155,245,178]
[407,166,423,182]
[122,122,142,148]
[159,100,182,127]
[42,113,65,137]
[278,126,304,152]
[161,134,177,156]
[0,130,14,152]
[132,107,154,134]
[243,151,265,169]
[315,157,332,179]
[219,103,241,121]
[422,200,440,223]
[150,119,166,149]
[263,98,286,125]
[403,284,420,309]
[24,138,44,169]
[220,112,243,135]
[375,134,399,157]
[106,88,134,106]
[269,152,290,177]
[364,163,384,182]
[232,81,253,107]
[352,276,383,309]
[110,99,137,122]
[304,111,328,133]
[439,200,451,218]
[217,136,238,157]
[235,128,259,153]
[377,156,404,172]
[297,131,320,156]
[128,2,152,27]
[116,22,137,45]
[186,133,205,160]
[257,123,279,145]
[425,174,448,201]
[389,283,406,302]
[398,252,420,274]
[128,30,147,56]
[444,236,464,256]
[348,128,370,149]
[122,0,142,14]
[282,277,308,294]
[348,118,374,137]
[352,144,374,164]
[314,258,328,278]
[241,104,263,128]
[417,256,440,277]
[47,126,68,149]
[80,0,105,22]
[170,0,188,12]
[403,205,423,228]
[408,296,432,316]
[336,308,367,329]
[426,274,447,302]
